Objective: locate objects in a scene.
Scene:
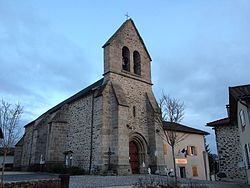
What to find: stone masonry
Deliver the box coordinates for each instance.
[214,123,247,183]
[14,19,165,175]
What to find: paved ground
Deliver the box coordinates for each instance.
[2,172,250,188]
[69,175,250,188]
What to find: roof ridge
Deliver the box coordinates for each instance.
[206,117,230,127]
[24,78,104,127]
[163,121,209,135]
[229,84,250,88]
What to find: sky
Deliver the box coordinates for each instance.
[1,0,250,154]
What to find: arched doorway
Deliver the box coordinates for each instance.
[129,141,139,174]
[129,132,148,174]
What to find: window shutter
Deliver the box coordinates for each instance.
[187,146,191,155]
[192,166,198,177]
[194,147,197,155]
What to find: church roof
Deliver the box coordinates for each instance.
[163,121,209,135]
[102,18,152,61]
[25,78,104,127]
[206,117,230,127]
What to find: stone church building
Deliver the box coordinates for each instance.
[14,19,165,175]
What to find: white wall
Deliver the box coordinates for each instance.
[163,132,209,180]
[237,101,250,184]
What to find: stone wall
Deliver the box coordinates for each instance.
[20,123,34,168]
[215,123,247,183]
[65,94,93,171]
[101,72,164,174]
[100,83,119,173]
[4,179,61,188]
[36,117,49,165]
[91,94,103,173]
[14,138,23,168]
[47,122,68,163]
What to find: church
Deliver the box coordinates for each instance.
[14,19,210,179]
[14,19,165,175]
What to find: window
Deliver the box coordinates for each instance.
[188,146,197,156]
[163,144,167,155]
[239,109,246,129]
[133,106,136,117]
[122,46,130,72]
[192,166,198,177]
[133,51,141,75]
[191,146,197,155]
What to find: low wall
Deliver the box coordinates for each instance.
[4,179,61,188]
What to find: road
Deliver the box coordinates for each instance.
[2,172,250,188]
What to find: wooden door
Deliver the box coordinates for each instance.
[129,141,139,174]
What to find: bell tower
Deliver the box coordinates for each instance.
[102,19,152,84]
[100,19,164,175]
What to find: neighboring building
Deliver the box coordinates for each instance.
[163,122,210,180]
[14,19,165,175]
[207,117,246,183]
[230,85,250,184]
[207,84,250,184]
[0,148,15,170]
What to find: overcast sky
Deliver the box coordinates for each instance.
[1,0,250,153]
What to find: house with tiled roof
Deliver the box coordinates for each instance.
[207,84,250,184]
[163,121,210,180]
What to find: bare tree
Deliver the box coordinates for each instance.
[156,93,186,187]
[0,100,22,188]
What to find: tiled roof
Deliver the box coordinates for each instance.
[163,121,209,135]
[230,84,250,100]
[229,84,250,122]
[24,78,104,127]
[206,117,230,127]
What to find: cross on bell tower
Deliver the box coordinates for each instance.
[125,12,130,20]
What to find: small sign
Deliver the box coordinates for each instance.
[175,158,187,164]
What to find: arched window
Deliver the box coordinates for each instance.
[122,46,130,72]
[133,51,141,75]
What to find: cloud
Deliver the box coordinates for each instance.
[0,2,97,121]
